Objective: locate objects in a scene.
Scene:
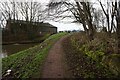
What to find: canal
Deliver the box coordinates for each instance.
[1,43,39,58]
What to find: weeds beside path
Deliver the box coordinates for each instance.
[62,32,119,78]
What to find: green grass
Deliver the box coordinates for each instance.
[2,32,67,78]
[33,33,51,41]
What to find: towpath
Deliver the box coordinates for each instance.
[41,36,71,78]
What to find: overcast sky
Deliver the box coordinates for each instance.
[0,0,110,31]
[47,0,109,31]
[48,21,83,31]
[0,0,85,31]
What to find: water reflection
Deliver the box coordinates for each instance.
[2,43,38,58]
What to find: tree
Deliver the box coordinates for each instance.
[48,0,96,40]
[0,0,47,28]
[98,0,117,33]
[17,2,43,22]
[0,0,20,29]
[116,1,120,53]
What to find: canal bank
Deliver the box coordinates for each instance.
[2,43,39,58]
[1,33,51,58]
[2,32,67,79]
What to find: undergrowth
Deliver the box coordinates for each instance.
[62,32,119,78]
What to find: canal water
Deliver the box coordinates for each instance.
[1,43,39,58]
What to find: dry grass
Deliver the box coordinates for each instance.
[62,32,120,78]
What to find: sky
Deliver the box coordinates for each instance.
[48,21,83,32]
[42,0,83,32]
[40,0,106,32]
[0,0,84,31]
[0,0,109,32]
[47,0,109,32]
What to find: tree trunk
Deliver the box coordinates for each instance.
[81,2,95,40]
[116,1,120,53]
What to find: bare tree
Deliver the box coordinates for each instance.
[16,2,29,21]
[98,0,117,33]
[17,2,43,22]
[0,0,47,28]
[0,0,20,29]
[0,2,12,20]
[48,0,96,40]
[116,0,120,53]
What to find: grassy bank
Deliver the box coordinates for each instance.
[2,32,67,78]
[62,32,120,78]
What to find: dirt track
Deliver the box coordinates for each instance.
[41,36,71,78]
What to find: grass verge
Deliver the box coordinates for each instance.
[2,32,67,78]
